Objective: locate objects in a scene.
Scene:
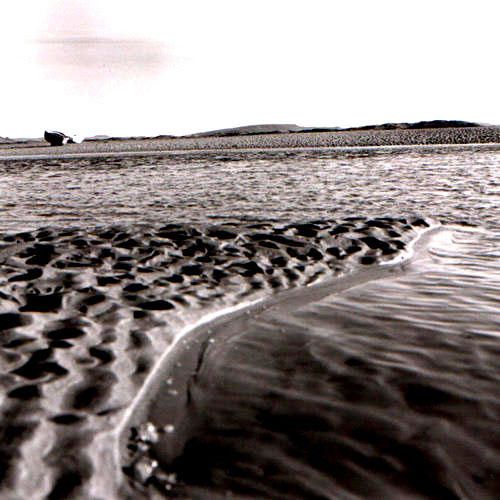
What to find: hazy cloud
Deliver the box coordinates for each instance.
[36,37,168,82]
[1,1,498,138]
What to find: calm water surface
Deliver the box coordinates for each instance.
[151,227,499,498]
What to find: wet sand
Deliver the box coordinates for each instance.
[0,217,432,498]
[1,130,498,498]
[125,228,500,499]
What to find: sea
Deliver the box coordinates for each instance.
[0,144,499,498]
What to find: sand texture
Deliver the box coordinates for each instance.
[0,126,499,159]
[130,226,500,499]
[0,216,433,498]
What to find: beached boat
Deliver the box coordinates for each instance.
[44,130,75,146]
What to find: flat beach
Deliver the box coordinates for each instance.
[4,0,499,494]
[0,128,499,498]
[2,126,500,158]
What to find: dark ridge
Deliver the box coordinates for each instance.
[67,370,117,411]
[206,229,238,240]
[180,264,204,276]
[360,256,376,265]
[181,120,485,138]
[88,346,114,365]
[49,340,73,349]
[128,331,151,350]
[8,385,41,400]
[307,248,323,261]
[47,470,84,500]
[258,240,279,250]
[185,124,304,138]
[329,225,350,235]
[11,348,67,380]
[165,274,183,284]
[113,262,133,271]
[293,224,319,238]
[0,420,38,486]
[359,236,392,251]
[342,120,483,131]
[365,220,391,229]
[45,327,86,340]
[115,238,141,249]
[16,232,36,242]
[22,244,57,266]
[8,268,44,282]
[411,218,430,227]
[270,256,287,267]
[50,414,86,425]
[0,313,31,331]
[134,356,152,376]
[20,291,63,312]
[96,276,122,286]
[345,243,363,255]
[123,283,148,293]
[249,233,305,247]
[138,300,175,311]
[82,294,106,306]
[2,335,37,348]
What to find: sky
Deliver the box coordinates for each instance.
[1,0,499,138]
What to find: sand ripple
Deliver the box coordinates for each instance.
[125,227,500,499]
[0,216,431,498]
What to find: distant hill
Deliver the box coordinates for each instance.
[0,137,42,145]
[342,120,484,131]
[185,124,309,138]
[184,120,485,138]
[85,134,176,142]
[0,137,45,150]
[0,120,490,145]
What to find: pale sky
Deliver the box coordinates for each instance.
[1,0,499,138]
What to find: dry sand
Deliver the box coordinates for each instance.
[1,126,499,159]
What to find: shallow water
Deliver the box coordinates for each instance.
[0,145,499,232]
[147,227,499,498]
[0,145,499,498]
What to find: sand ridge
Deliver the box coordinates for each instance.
[0,216,432,498]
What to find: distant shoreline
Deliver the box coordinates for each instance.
[1,126,499,159]
[1,142,500,163]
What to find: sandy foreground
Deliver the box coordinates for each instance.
[0,215,436,498]
[1,128,498,498]
[1,126,499,158]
